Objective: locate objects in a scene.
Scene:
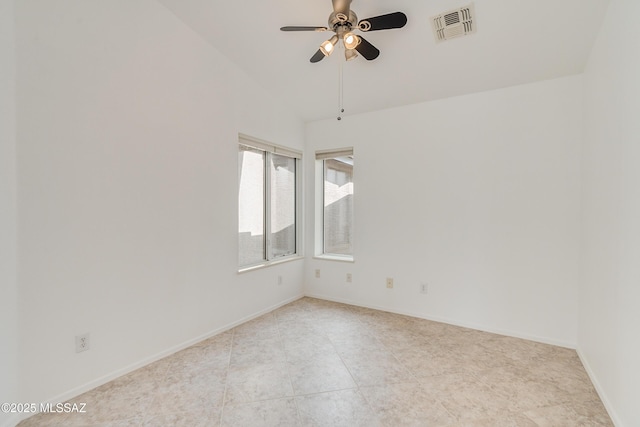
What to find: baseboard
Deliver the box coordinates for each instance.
[576,348,621,426]
[15,294,304,425]
[305,292,576,349]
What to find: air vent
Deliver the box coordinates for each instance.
[432,3,476,43]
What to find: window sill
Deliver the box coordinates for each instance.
[313,254,355,263]
[238,255,304,274]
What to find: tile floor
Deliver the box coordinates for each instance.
[18,297,613,426]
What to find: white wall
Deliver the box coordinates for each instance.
[306,76,583,347]
[15,0,304,409]
[12,1,638,425]
[0,0,20,426]
[580,0,640,425]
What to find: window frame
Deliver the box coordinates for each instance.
[238,134,303,271]
[315,148,354,262]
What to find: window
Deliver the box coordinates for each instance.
[238,135,301,269]
[316,148,354,258]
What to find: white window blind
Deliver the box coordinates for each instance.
[315,147,354,160]
[240,133,302,159]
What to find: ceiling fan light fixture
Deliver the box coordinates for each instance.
[345,48,358,61]
[320,35,339,56]
[343,32,360,50]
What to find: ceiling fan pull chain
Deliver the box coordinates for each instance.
[338,48,345,121]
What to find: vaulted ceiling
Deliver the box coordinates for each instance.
[157,0,611,122]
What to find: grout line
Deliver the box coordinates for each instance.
[337,304,382,423]
[27,296,611,426]
[274,309,303,425]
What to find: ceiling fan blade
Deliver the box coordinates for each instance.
[354,36,380,61]
[358,12,407,32]
[310,49,326,63]
[280,26,328,32]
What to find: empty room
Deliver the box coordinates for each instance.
[1,0,639,426]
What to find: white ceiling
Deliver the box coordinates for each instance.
[157,0,610,122]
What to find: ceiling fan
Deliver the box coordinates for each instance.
[281,0,407,63]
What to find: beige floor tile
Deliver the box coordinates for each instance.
[341,351,416,387]
[476,365,575,412]
[224,362,294,405]
[64,416,144,427]
[165,359,228,388]
[319,320,374,342]
[273,306,318,324]
[360,381,457,426]
[282,334,337,364]
[229,335,286,367]
[569,399,615,426]
[454,342,516,370]
[277,319,326,341]
[455,412,538,427]
[17,297,613,427]
[524,398,614,427]
[287,353,356,395]
[90,365,161,401]
[62,393,153,425]
[220,398,299,427]
[375,328,434,350]
[141,409,221,427]
[167,345,220,370]
[232,314,280,340]
[296,389,382,427]
[420,372,512,422]
[330,334,388,358]
[184,338,232,368]
[528,357,599,398]
[13,412,70,427]
[394,345,485,378]
[152,376,225,416]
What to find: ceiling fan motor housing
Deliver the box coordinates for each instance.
[328,10,358,34]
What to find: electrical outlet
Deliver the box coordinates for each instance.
[346,273,352,283]
[315,269,320,278]
[386,278,394,289]
[420,282,428,294]
[75,333,90,353]
[278,275,283,285]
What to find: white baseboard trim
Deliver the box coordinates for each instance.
[576,348,621,427]
[305,293,576,349]
[14,294,304,426]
